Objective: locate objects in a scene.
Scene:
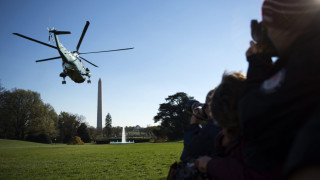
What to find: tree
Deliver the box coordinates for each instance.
[58,112,81,143]
[153,92,193,140]
[26,103,58,143]
[0,84,14,139]
[104,113,112,138]
[0,80,4,94]
[87,126,98,142]
[111,126,122,137]
[145,125,155,137]
[0,88,58,140]
[77,123,91,143]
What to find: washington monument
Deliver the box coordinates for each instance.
[97,78,102,130]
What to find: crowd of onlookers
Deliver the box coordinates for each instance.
[169,0,320,179]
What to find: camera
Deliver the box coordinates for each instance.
[251,19,278,57]
[185,99,208,120]
[167,161,207,180]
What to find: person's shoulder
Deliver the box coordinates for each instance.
[185,123,202,132]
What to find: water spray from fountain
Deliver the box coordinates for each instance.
[122,126,126,143]
[110,126,134,144]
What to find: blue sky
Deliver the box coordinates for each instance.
[0,0,263,128]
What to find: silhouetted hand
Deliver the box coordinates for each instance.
[246,41,261,57]
[196,156,212,173]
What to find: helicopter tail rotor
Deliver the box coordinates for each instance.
[47,27,71,44]
[47,27,55,44]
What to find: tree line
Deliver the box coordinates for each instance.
[0,84,91,143]
[102,92,195,141]
[0,81,194,143]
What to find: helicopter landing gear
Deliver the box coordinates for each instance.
[86,68,91,84]
[60,72,67,85]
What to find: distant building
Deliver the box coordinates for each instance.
[97,78,102,130]
[135,125,141,132]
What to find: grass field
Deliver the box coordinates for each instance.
[0,139,183,179]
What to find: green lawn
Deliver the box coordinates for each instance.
[0,139,183,180]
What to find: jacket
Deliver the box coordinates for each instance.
[238,33,320,170]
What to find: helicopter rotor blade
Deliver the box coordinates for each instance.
[12,33,57,49]
[36,56,61,63]
[79,56,99,67]
[79,47,134,55]
[76,21,90,52]
[54,31,71,35]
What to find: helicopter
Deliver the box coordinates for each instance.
[13,21,133,84]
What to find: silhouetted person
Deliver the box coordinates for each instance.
[239,0,320,179]
[180,89,221,162]
[196,72,270,180]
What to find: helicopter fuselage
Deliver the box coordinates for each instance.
[54,35,90,83]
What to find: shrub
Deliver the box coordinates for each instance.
[128,138,151,143]
[154,136,168,143]
[68,136,84,145]
[25,133,52,144]
[95,139,109,144]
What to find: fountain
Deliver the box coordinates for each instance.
[122,126,126,143]
[110,126,134,144]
